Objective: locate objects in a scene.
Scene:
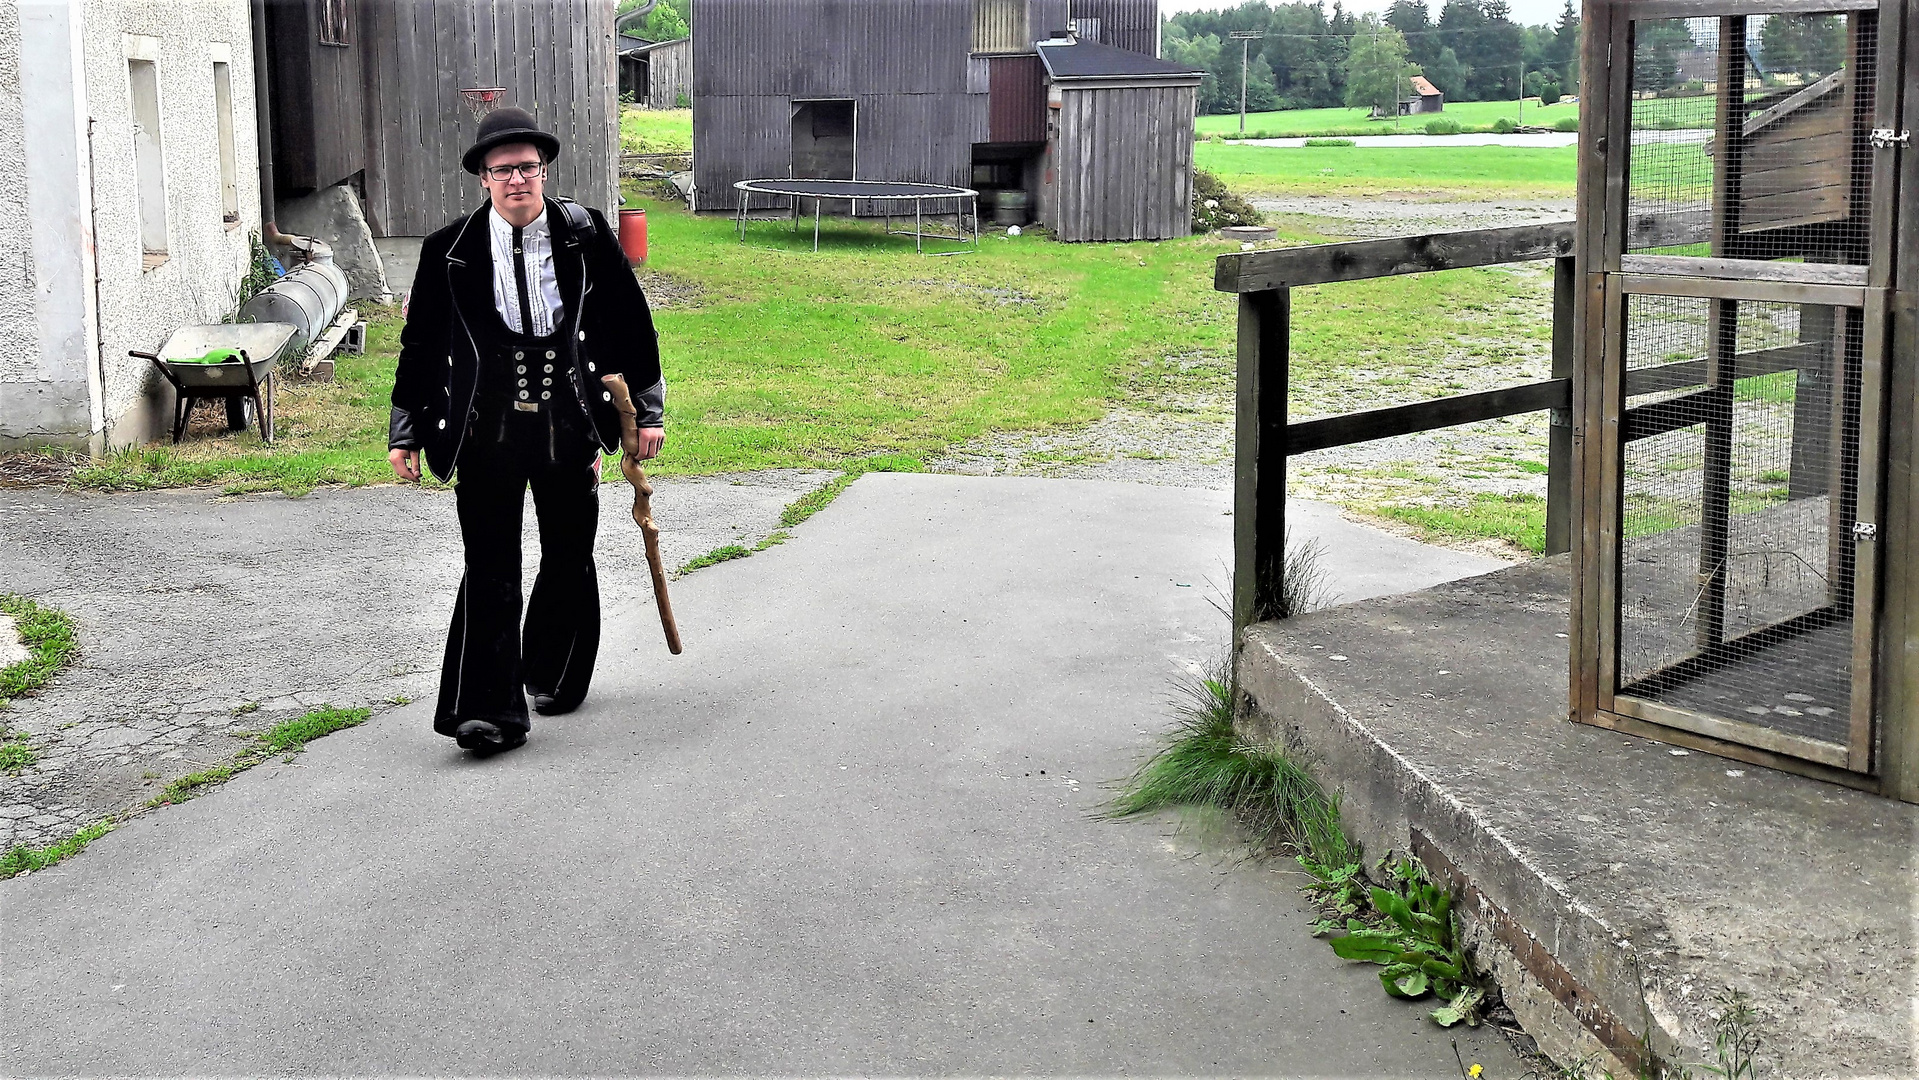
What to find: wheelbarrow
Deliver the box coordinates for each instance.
[130,322,298,445]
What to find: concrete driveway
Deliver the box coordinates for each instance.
[1,474,1515,1076]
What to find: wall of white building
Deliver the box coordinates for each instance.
[2,0,262,451]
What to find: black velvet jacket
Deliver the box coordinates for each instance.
[388,197,665,482]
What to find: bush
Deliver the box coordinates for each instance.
[1554,115,1580,132]
[1423,118,1463,135]
[1192,168,1264,232]
[1303,137,1355,147]
[1490,117,1517,134]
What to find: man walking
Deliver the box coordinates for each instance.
[388,107,665,755]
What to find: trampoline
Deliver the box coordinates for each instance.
[732,179,980,254]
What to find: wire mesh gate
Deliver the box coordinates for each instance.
[1575,0,1907,782]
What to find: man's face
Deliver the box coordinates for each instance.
[481,143,546,216]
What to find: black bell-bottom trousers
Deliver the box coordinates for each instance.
[433,406,601,738]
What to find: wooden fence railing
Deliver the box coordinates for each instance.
[1216,223,1579,632]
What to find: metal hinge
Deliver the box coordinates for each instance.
[1853,521,1879,541]
[1869,128,1911,149]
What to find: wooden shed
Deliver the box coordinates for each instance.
[260,0,621,238]
[621,36,691,109]
[1036,37,1203,242]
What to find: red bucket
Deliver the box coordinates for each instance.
[618,208,648,266]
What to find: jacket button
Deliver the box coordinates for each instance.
[437,419,446,429]
[514,351,524,361]
[602,391,612,402]
[516,365,526,374]
[543,364,553,373]
[545,350,556,359]
[542,377,552,386]
[541,390,551,400]
[517,378,527,387]
[578,331,586,341]
[519,390,529,400]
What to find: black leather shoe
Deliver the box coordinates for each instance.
[454,719,527,755]
[531,693,581,716]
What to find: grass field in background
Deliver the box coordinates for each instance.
[1194,97,1580,138]
[619,107,693,154]
[74,196,1549,508]
[1195,142,1577,199]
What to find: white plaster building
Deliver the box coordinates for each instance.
[2,0,262,451]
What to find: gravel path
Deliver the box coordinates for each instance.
[1251,194,1575,238]
[0,471,831,852]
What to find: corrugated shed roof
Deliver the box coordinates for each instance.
[1036,39,1205,81]
[1409,75,1440,96]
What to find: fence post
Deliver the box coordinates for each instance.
[1546,256,1575,556]
[1234,287,1290,641]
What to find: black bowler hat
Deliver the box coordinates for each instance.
[462,106,562,175]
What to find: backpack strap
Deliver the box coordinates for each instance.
[550,196,597,249]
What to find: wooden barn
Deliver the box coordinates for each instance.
[260,0,620,238]
[691,0,1198,243]
[620,35,692,109]
[1400,74,1444,114]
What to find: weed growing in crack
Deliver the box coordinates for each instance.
[0,819,115,878]
[0,727,35,774]
[0,594,78,707]
[146,705,371,809]
[1106,646,1489,1028]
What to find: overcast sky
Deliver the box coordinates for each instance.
[1161,0,1569,29]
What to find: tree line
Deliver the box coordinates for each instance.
[1164,0,1583,115]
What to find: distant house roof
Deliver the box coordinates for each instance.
[1409,75,1440,97]
[1036,39,1206,82]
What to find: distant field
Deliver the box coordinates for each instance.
[1194,98,1580,137]
[620,107,693,154]
[1196,142,1577,199]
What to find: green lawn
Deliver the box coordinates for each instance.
[1195,98,1580,138]
[1196,142,1577,199]
[72,194,1554,507]
[620,107,692,154]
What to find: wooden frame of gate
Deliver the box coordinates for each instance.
[1570,0,1918,799]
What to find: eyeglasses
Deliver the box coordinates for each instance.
[483,162,546,181]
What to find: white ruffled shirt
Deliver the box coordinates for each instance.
[488,206,564,336]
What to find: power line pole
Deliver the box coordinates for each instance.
[1230,30,1264,133]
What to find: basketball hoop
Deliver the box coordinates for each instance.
[459,87,508,120]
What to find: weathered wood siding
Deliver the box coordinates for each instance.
[1069,0,1159,55]
[643,38,691,109]
[1738,77,1854,234]
[692,0,1066,212]
[1047,82,1194,241]
[264,0,366,195]
[359,0,619,237]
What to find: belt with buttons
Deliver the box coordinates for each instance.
[507,344,565,412]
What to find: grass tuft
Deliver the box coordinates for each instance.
[1106,652,1353,868]
[680,544,752,573]
[1378,493,1546,555]
[0,594,79,707]
[257,705,370,754]
[0,819,116,878]
[0,728,35,774]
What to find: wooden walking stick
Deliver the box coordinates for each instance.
[600,373,683,655]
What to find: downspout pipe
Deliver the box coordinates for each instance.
[249,0,293,246]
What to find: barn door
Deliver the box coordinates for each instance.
[1583,0,1905,777]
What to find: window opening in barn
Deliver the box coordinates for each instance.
[127,58,169,266]
[791,100,855,181]
[973,0,1031,55]
[212,60,239,225]
[319,0,350,46]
